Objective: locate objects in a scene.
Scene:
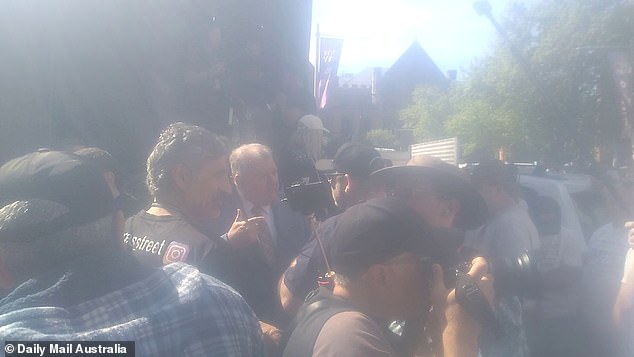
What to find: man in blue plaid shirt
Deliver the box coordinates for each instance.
[0,150,264,356]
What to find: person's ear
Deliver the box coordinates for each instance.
[343,174,353,193]
[233,172,242,189]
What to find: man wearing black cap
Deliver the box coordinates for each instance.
[367,155,490,355]
[279,143,387,315]
[367,154,489,278]
[327,142,388,211]
[282,198,493,357]
[0,150,264,356]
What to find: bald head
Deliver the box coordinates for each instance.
[230,144,274,175]
[230,144,280,207]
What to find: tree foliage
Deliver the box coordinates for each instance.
[366,129,399,149]
[400,0,634,163]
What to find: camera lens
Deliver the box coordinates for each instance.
[447,252,539,298]
[493,252,539,298]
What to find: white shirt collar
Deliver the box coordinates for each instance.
[236,189,272,217]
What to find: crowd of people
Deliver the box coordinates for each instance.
[0,118,633,357]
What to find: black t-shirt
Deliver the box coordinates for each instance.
[283,214,340,301]
[123,211,234,281]
[114,192,144,219]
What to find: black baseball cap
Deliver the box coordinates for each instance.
[0,150,115,241]
[332,143,388,179]
[329,197,436,277]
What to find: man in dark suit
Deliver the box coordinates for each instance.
[204,143,312,325]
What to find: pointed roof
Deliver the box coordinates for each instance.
[383,41,448,89]
[378,41,449,128]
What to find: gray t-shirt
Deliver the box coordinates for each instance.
[463,203,539,357]
[313,311,398,357]
[464,203,540,260]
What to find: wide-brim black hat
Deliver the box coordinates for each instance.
[371,155,487,230]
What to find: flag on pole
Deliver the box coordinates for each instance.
[317,37,343,108]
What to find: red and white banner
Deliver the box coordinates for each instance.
[317,37,343,108]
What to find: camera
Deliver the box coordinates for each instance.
[387,252,538,349]
[451,251,539,298]
[435,251,538,339]
[424,228,540,298]
[283,180,336,216]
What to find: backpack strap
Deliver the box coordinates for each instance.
[282,288,352,357]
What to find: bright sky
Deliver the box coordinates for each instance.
[310,0,526,76]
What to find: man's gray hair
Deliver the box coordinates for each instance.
[0,199,116,281]
[146,122,227,199]
[229,143,274,176]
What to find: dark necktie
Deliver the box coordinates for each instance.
[251,206,276,266]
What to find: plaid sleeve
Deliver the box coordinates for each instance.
[0,263,265,357]
[183,270,265,357]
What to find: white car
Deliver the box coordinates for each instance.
[518,173,611,243]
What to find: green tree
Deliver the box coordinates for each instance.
[366,129,399,149]
[400,85,452,141]
[400,0,634,163]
